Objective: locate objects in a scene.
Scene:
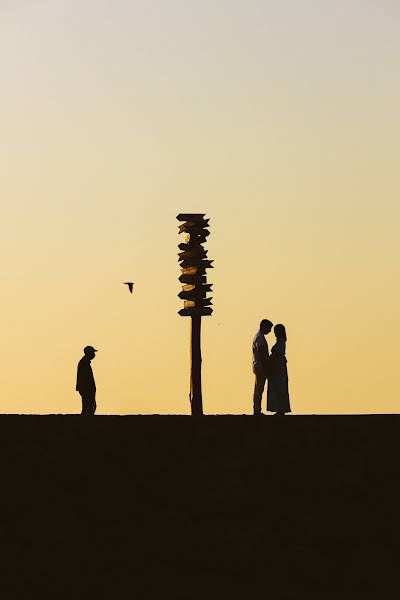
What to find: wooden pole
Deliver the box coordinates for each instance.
[190,315,203,415]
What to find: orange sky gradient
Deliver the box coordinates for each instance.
[1,0,399,414]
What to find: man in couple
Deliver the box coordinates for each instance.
[252,319,291,416]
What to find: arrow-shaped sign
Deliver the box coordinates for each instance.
[181,283,213,293]
[180,259,214,269]
[178,242,208,252]
[179,288,212,300]
[178,307,213,317]
[180,291,206,300]
[179,274,207,284]
[184,299,212,308]
[176,213,206,222]
[178,249,208,261]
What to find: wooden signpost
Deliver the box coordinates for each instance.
[177,213,213,415]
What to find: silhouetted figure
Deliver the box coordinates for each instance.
[252,319,273,415]
[76,346,97,415]
[267,324,291,415]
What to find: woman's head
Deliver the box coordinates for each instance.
[274,324,287,341]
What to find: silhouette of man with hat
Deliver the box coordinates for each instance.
[76,346,97,415]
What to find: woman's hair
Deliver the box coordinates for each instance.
[274,324,287,341]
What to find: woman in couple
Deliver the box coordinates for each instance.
[267,324,291,416]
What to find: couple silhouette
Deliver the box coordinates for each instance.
[252,319,291,416]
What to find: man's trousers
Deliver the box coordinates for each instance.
[253,366,267,415]
[80,391,97,415]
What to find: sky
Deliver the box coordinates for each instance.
[1,0,399,414]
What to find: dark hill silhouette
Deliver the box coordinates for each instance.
[0,415,399,599]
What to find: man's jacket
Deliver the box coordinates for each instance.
[76,357,96,393]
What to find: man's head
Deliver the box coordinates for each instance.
[260,319,273,335]
[84,346,97,360]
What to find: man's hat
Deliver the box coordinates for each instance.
[84,346,98,354]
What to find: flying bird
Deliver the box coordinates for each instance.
[123,282,134,293]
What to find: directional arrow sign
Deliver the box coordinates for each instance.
[179,291,203,300]
[179,274,207,284]
[181,283,212,293]
[198,283,213,293]
[180,259,213,269]
[196,298,213,307]
[176,213,206,222]
[178,307,213,317]
[184,299,212,308]
[178,241,208,251]
[178,249,208,261]
[179,289,211,300]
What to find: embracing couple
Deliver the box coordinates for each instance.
[252,319,291,416]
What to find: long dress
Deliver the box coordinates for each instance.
[267,339,291,413]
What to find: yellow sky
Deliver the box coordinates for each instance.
[1,0,399,413]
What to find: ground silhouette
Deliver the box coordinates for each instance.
[0,415,398,599]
